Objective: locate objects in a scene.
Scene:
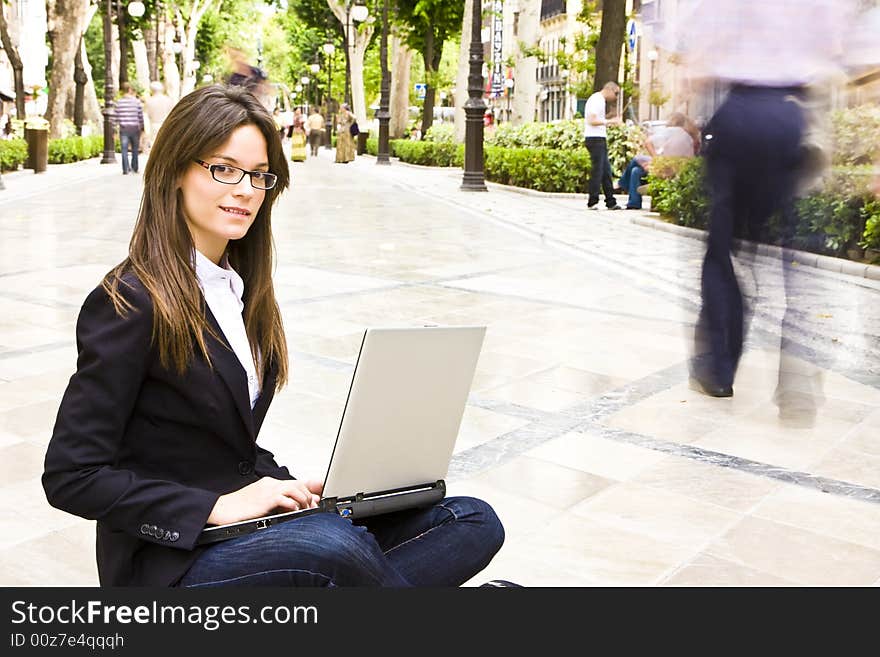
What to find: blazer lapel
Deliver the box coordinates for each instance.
[204,306,256,439]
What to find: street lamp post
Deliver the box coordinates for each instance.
[461,0,487,192]
[101,0,116,164]
[376,0,391,165]
[322,42,335,149]
[301,76,310,114]
[504,77,515,122]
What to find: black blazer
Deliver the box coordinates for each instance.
[43,275,294,586]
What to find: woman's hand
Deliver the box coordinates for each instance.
[207,477,323,526]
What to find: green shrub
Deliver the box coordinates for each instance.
[647,157,709,229]
[606,122,648,174]
[423,123,456,143]
[366,135,378,156]
[861,199,880,255]
[649,158,878,259]
[488,120,583,151]
[390,139,463,167]
[0,139,27,172]
[47,135,104,164]
[484,146,591,193]
[488,119,645,176]
[830,104,880,166]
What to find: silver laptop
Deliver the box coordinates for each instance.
[197,325,486,544]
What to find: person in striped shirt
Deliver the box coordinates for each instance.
[115,82,144,175]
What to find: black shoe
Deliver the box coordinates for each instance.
[625,206,642,210]
[587,200,599,210]
[480,580,524,587]
[689,377,733,398]
[607,204,622,211]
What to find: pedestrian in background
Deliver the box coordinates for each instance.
[144,81,174,150]
[306,106,325,156]
[115,82,144,175]
[617,112,697,210]
[335,103,356,163]
[290,107,307,163]
[674,0,855,410]
[584,81,623,211]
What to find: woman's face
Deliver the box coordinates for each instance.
[179,124,268,264]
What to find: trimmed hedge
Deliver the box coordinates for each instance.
[48,135,104,164]
[647,157,880,261]
[0,139,27,172]
[384,138,593,194]
[484,146,591,193]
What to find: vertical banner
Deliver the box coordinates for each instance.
[490,1,505,98]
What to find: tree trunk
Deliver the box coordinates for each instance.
[178,1,215,97]
[592,0,627,93]
[419,30,442,139]
[162,22,181,100]
[144,23,157,82]
[389,34,413,139]
[327,0,375,127]
[80,33,103,128]
[132,37,151,92]
[118,3,129,86]
[454,0,472,142]
[45,0,92,138]
[512,0,540,125]
[0,2,27,118]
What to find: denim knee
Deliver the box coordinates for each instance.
[442,496,505,554]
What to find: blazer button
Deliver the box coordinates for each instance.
[238,460,254,476]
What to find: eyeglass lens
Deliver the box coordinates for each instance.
[211,164,276,190]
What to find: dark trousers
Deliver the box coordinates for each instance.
[120,128,140,174]
[585,137,617,207]
[692,85,805,388]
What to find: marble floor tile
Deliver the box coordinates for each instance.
[454,406,530,453]
[570,482,744,549]
[0,399,62,443]
[810,446,880,491]
[630,454,782,513]
[693,405,857,472]
[502,513,699,586]
[525,431,668,482]
[752,483,880,551]
[0,522,98,586]
[477,380,588,414]
[660,553,797,586]
[705,516,880,585]
[464,455,614,511]
[0,441,50,486]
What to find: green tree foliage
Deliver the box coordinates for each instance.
[395,0,464,137]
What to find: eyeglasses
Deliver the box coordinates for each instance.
[194,159,277,190]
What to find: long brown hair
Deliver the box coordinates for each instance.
[103,84,290,389]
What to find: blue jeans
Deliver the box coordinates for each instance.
[618,158,648,209]
[177,496,504,587]
[120,129,140,174]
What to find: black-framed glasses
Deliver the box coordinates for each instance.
[194,159,277,190]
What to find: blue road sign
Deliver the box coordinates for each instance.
[627,19,637,52]
[414,83,427,99]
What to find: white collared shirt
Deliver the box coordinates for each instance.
[193,249,260,408]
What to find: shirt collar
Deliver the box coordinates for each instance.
[193,249,245,305]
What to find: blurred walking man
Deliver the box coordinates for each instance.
[676,0,854,413]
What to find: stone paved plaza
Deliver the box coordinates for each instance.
[1,147,879,586]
